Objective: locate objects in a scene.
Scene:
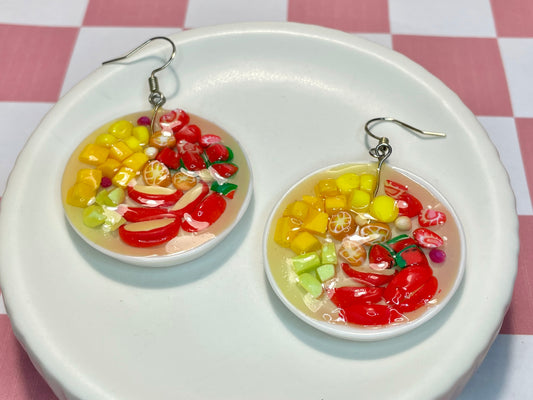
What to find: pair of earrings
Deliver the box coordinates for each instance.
[61,36,464,336]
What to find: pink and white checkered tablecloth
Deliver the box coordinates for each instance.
[1,0,532,399]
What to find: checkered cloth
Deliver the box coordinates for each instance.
[1,0,532,399]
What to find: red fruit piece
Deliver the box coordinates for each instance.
[368,244,395,269]
[159,109,190,133]
[210,163,238,178]
[156,147,180,170]
[383,265,438,312]
[181,193,227,232]
[177,140,203,156]
[206,143,230,163]
[328,286,384,307]
[181,151,207,171]
[396,193,423,218]
[338,303,406,326]
[384,180,408,199]
[175,124,201,143]
[418,207,447,227]
[119,218,181,248]
[413,228,444,248]
[341,263,396,287]
[199,134,222,147]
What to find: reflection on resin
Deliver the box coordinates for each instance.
[62,109,251,258]
[266,163,461,328]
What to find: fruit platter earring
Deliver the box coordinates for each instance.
[61,37,252,267]
[263,117,465,341]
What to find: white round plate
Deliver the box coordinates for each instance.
[0,22,518,400]
[264,163,466,341]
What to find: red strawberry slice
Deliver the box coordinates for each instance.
[206,143,230,163]
[159,109,190,133]
[396,193,423,218]
[210,163,238,178]
[418,207,447,227]
[199,134,222,148]
[175,124,201,143]
[181,151,206,171]
[176,140,203,156]
[413,228,444,248]
[384,180,408,199]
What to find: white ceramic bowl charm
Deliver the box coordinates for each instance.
[61,37,252,267]
[264,117,465,340]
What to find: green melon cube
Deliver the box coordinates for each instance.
[298,273,323,298]
[321,242,337,264]
[82,204,107,228]
[292,252,321,274]
[316,264,335,282]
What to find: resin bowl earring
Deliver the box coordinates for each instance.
[61,37,252,267]
[263,118,465,341]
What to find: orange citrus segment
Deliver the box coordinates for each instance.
[338,239,366,266]
[327,211,356,241]
[142,160,171,186]
[359,222,392,245]
[172,172,197,191]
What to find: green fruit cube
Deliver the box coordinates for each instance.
[292,252,321,274]
[321,242,337,264]
[82,204,107,228]
[107,187,125,206]
[298,273,323,298]
[316,264,335,282]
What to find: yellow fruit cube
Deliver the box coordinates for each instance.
[97,158,122,178]
[369,195,399,223]
[78,143,109,166]
[122,152,149,172]
[133,125,150,145]
[109,120,133,139]
[324,195,347,214]
[95,133,118,148]
[283,200,310,221]
[290,231,321,254]
[302,195,324,211]
[274,217,302,247]
[360,174,377,194]
[315,179,338,197]
[112,167,136,188]
[66,182,96,208]
[303,208,329,235]
[349,189,371,212]
[76,168,102,190]
[336,173,360,195]
[123,136,143,152]
[109,141,134,162]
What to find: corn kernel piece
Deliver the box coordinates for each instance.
[66,182,96,208]
[109,120,133,139]
[133,125,150,145]
[303,208,329,235]
[95,133,118,148]
[112,167,136,188]
[79,143,109,166]
[349,189,371,212]
[283,200,310,221]
[315,179,338,197]
[302,195,324,212]
[290,231,321,254]
[76,168,102,190]
[123,152,149,172]
[360,174,377,194]
[97,158,122,179]
[369,195,399,223]
[324,195,347,215]
[336,173,360,195]
[109,141,134,162]
[274,217,302,247]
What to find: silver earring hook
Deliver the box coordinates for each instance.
[364,117,446,197]
[102,36,176,133]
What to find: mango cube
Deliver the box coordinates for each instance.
[274,216,302,247]
[369,195,399,223]
[123,136,143,152]
[112,167,136,188]
[290,231,321,254]
[79,143,109,166]
[122,152,149,172]
[336,173,360,195]
[349,189,371,212]
[95,133,118,148]
[302,195,324,211]
[66,182,96,208]
[109,141,134,162]
[283,200,310,221]
[324,195,347,215]
[360,174,377,194]
[109,120,133,139]
[292,252,321,274]
[76,168,102,190]
[97,158,122,178]
[303,208,329,235]
[133,125,150,145]
[315,179,338,197]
